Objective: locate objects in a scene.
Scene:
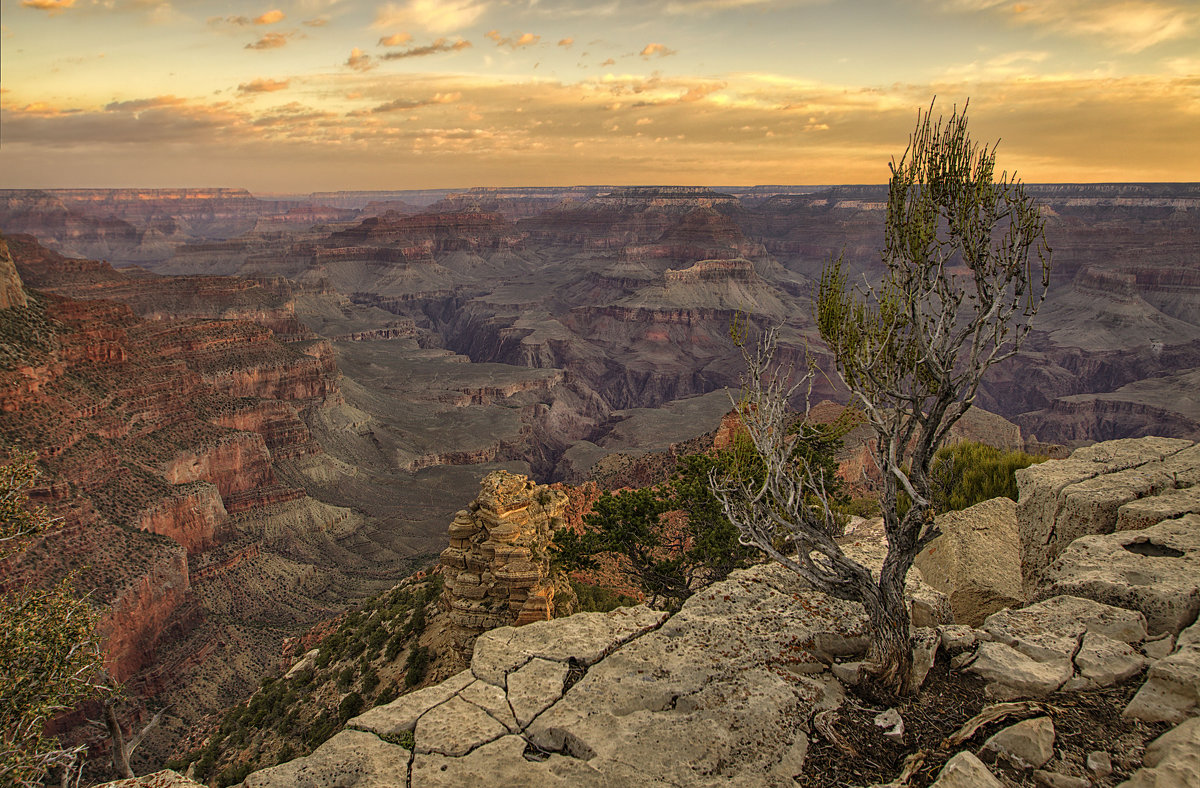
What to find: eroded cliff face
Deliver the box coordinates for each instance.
[0,236,28,310]
[440,471,574,655]
[0,235,413,773]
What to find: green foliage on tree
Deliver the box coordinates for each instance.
[713,100,1050,695]
[0,449,104,787]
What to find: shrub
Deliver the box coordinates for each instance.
[932,441,1047,513]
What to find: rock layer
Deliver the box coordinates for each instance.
[439,471,575,655]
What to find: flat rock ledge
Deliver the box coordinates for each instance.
[240,564,859,787]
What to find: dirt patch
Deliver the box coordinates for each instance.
[799,657,1170,787]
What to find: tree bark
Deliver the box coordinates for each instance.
[104,700,134,779]
[859,561,914,699]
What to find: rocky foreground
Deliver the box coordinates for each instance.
[105,435,1197,788]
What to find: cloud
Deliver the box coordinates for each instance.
[238,78,291,94]
[943,0,1197,53]
[370,91,462,113]
[245,31,296,50]
[640,43,676,58]
[104,96,188,113]
[20,0,75,13]
[254,9,285,25]
[485,30,541,48]
[380,38,472,59]
[303,18,328,27]
[379,32,414,46]
[600,57,616,66]
[346,47,376,71]
[372,0,488,34]
[558,37,574,47]
[210,15,251,26]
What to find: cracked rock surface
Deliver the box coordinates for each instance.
[1016,437,1199,596]
[966,595,1148,698]
[240,564,861,787]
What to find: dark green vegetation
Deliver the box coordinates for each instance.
[0,449,104,788]
[554,426,850,609]
[931,441,1047,513]
[170,575,444,786]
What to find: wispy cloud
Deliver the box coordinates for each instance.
[379,32,414,46]
[943,0,1197,53]
[485,30,541,48]
[380,38,472,59]
[246,31,297,50]
[372,0,488,34]
[21,0,75,13]
[370,91,462,113]
[640,43,677,58]
[238,78,291,94]
[558,37,575,47]
[302,17,328,27]
[346,47,376,71]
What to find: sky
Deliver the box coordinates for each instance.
[1,0,1198,191]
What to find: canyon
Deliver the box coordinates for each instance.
[1,181,1198,778]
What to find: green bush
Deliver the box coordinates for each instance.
[338,692,364,721]
[376,683,400,705]
[404,646,430,687]
[571,581,637,613]
[932,441,1047,513]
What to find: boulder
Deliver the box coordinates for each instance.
[931,751,1004,788]
[1125,618,1200,723]
[1042,514,1200,636]
[1117,716,1200,788]
[1016,437,1196,595]
[916,497,1023,626]
[981,716,1055,768]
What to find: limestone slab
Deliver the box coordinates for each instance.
[982,716,1055,768]
[241,730,410,787]
[410,734,609,787]
[1125,619,1200,723]
[1117,717,1200,788]
[349,670,473,735]
[1044,514,1200,636]
[507,656,569,728]
[967,641,1072,698]
[471,605,667,687]
[413,695,508,757]
[459,678,519,732]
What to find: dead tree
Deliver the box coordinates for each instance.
[712,101,1050,695]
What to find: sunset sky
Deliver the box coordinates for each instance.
[2,0,1198,191]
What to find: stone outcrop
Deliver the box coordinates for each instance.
[243,563,860,787]
[0,236,28,309]
[1016,437,1200,594]
[439,471,575,655]
[1042,514,1200,636]
[916,497,1024,627]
